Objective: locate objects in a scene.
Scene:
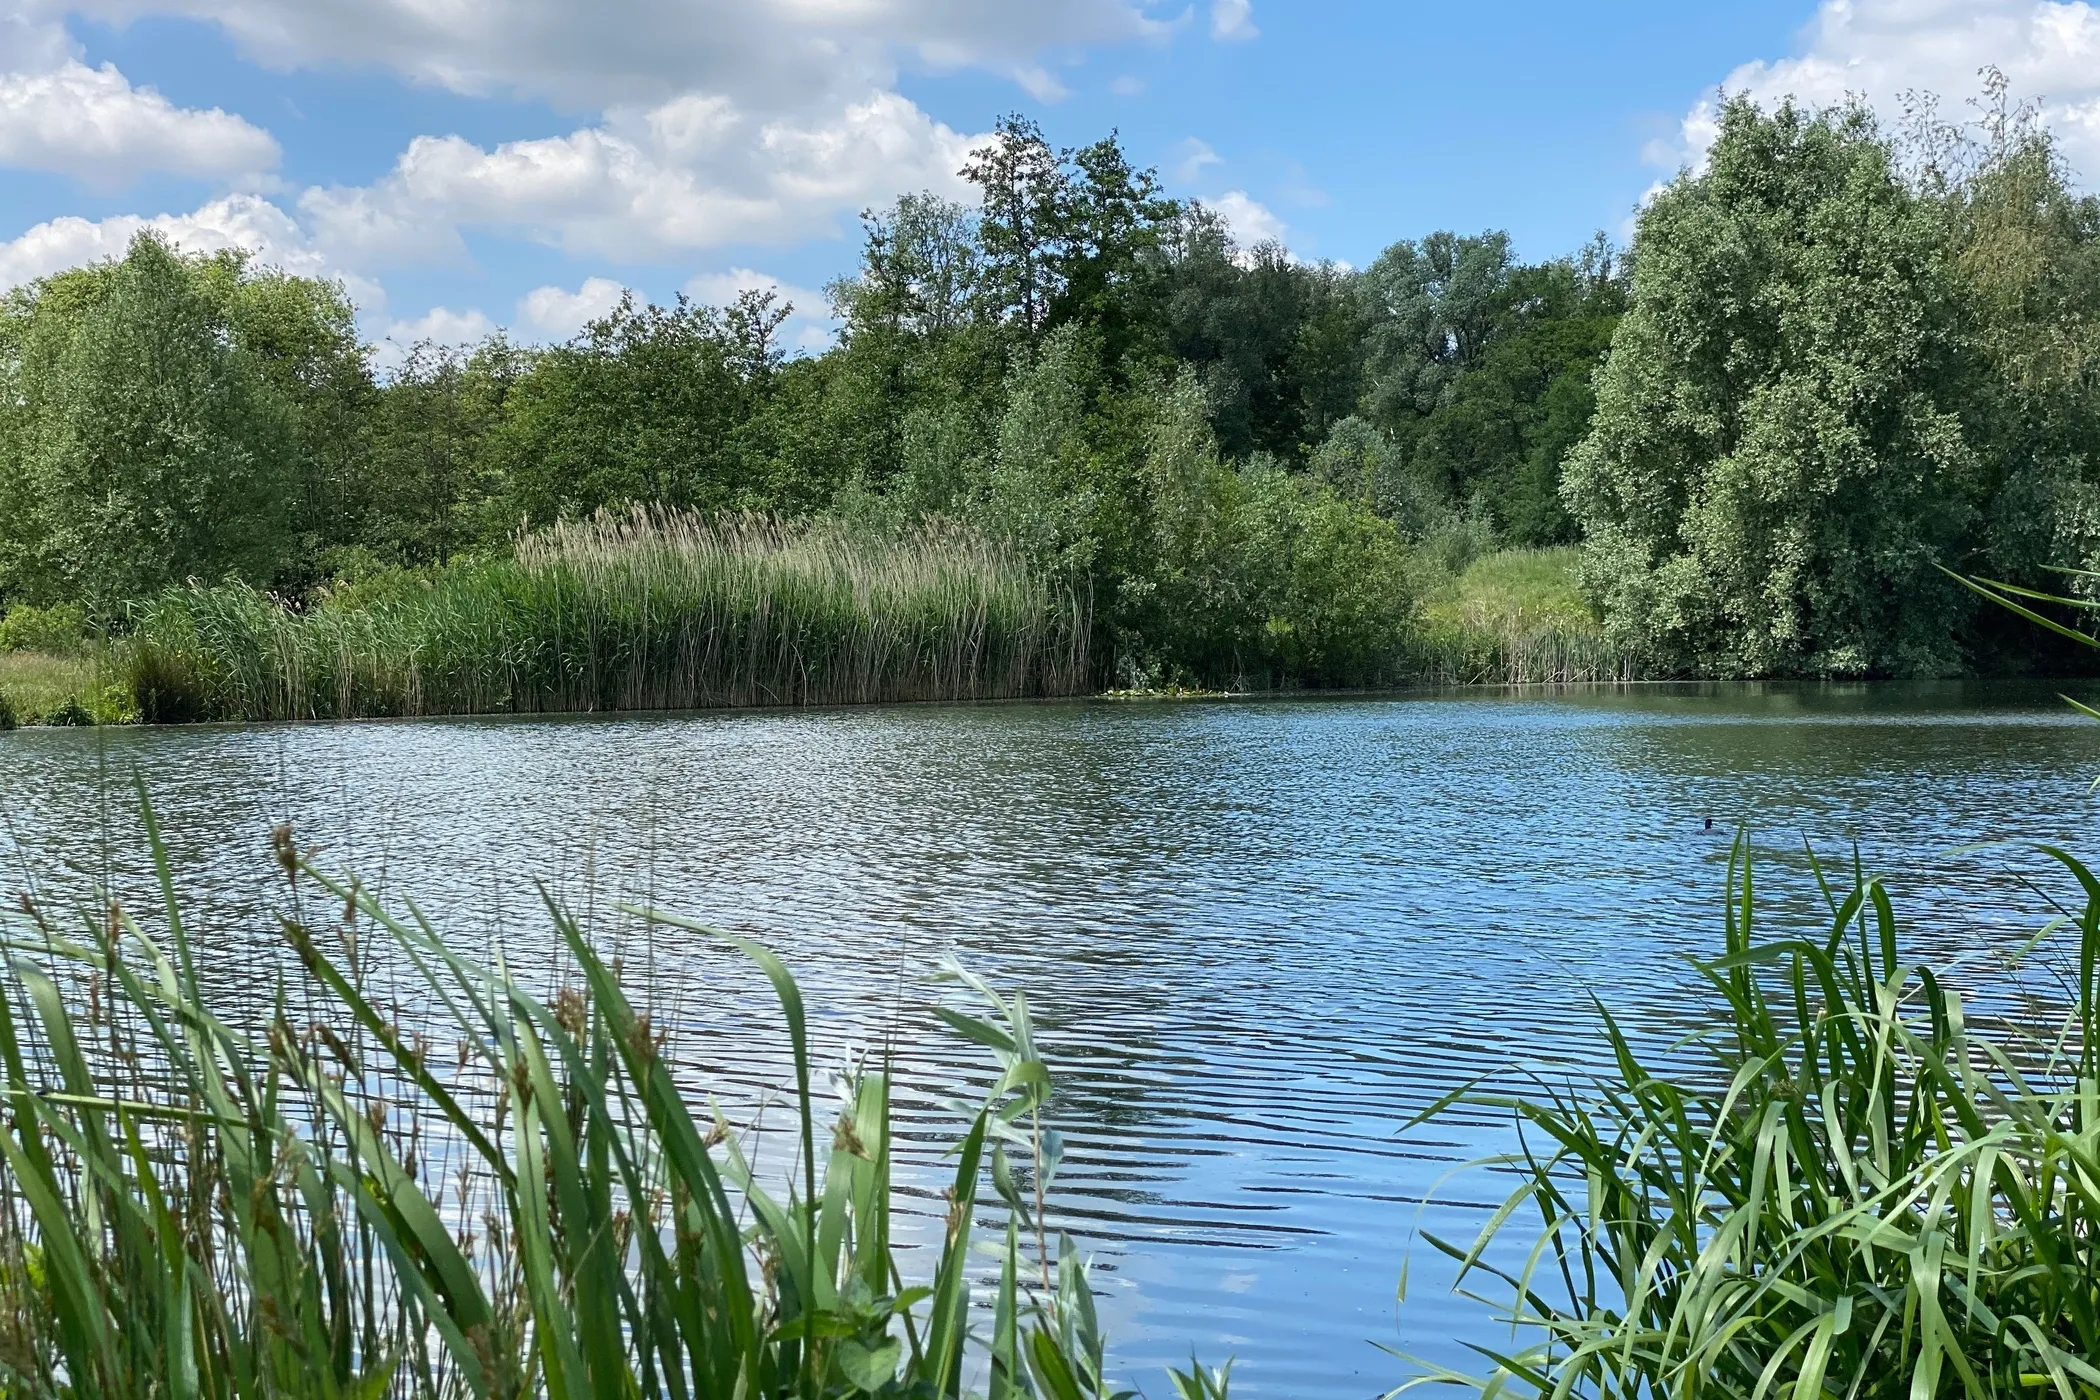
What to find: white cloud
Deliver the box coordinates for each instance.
[685,266,837,353]
[384,305,499,346]
[1207,190,1285,247]
[1174,137,1223,184]
[67,0,1169,112]
[0,8,279,191]
[1109,73,1146,96]
[517,276,628,339]
[0,192,368,296]
[299,89,983,264]
[1209,0,1256,41]
[1661,0,2100,182]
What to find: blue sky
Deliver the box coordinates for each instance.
[3,0,2097,362]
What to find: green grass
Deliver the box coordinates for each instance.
[125,510,1093,723]
[0,788,1147,1399]
[1405,548,1633,685]
[1398,835,2100,1397]
[0,650,127,726]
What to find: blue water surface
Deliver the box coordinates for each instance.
[4,682,2098,1397]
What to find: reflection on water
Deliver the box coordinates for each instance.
[5,681,2100,1396]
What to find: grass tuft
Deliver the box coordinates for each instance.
[1406,548,1634,685]
[0,788,1138,1398]
[1398,833,2100,1398]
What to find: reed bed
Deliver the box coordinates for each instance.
[1398,836,2100,1398]
[0,790,1129,1399]
[125,511,1092,722]
[1397,618,1637,686]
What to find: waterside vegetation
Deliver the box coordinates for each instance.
[123,510,1089,723]
[1400,836,2100,1398]
[0,800,1130,1399]
[5,77,2097,720]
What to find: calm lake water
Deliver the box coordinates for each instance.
[5,682,2100,1396]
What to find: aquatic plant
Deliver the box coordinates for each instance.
[124,508,1092,722]
[1396,836,2100,1398]
[0,790,1127,1398]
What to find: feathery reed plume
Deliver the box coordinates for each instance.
[126,509,1092,722]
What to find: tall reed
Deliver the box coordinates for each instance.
[1397,618,1638,686]
[1396,836,2100,1398]
[126,510,1091,722]
[0,788,1128,1398]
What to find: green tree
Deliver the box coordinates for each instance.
[0,233,309,610]
[1564,99,1978,677]
[490,290,799,525]
[363,338,521,564]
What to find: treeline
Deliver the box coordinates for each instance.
[3,85,2098,685]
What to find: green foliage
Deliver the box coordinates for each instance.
[28,90,2100,690]
[0,232,369,611]
[0,651,123,726]
[1405,547,1631,685]
[0,602,85,654]
[1565,90,2100,678]
[1399,834,2100,1398]
[0,792,1144,1398]
[125,509,1089,722]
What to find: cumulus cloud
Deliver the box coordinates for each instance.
[0,0,1185,343]
[1207,190,1285,247]
[299,89,982,264]
[685,266,837,352]
[0,10,279,190]
[384,305,500,347]
[0,192,368,296]
[517,276,628,339]
[1659,0,2100,181]
[67,0,1169,112]
[1210,0,1256,42]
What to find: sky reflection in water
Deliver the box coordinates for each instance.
[4,682,2099,1397]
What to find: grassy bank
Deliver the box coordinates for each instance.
[0,650,130,727]
[125,510,1092,723]
[0,799,1140,1398]
[1404,547,1634,685]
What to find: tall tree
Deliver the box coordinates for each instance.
[1564,99,1977,677]
[0,233,313,609]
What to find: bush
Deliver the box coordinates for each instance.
[0,601,86,653]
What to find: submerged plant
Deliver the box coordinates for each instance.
[0,788,1129,1398]
[1396,836,2100,1398]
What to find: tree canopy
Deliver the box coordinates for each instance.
[5,85,2097,682]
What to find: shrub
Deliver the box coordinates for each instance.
[0,601,86,653]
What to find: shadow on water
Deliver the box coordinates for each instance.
[3,681,2099,1395]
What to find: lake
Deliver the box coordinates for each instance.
[4,682,2098,1397]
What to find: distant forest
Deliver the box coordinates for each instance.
[2,76,2097,684]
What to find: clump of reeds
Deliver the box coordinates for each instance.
[1397,618,1637,686]
[1397,835,2100,1398]
[125,509,1092,722]
[0,788,1128,1398]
